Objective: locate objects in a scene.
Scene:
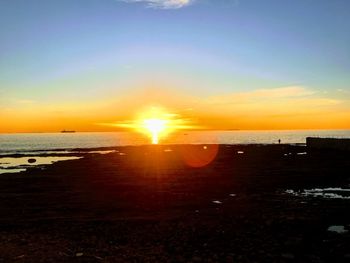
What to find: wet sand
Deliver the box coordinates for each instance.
[0,144,349,262]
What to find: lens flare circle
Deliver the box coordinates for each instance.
[179,144,219,167]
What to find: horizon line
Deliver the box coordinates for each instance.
[1,128,350,134]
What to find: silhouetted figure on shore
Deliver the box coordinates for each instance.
[278,139,281,144]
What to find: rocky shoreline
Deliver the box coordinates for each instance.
[0,144,349,262]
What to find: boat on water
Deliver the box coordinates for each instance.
[61,130,76,133]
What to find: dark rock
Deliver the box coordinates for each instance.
[192,256,202,262]
[282,253,295,259]
[28,158,36,163]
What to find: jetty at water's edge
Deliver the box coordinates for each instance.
[307,137,350,151]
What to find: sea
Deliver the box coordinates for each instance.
[1,130,349,174]
[1,130,350,155]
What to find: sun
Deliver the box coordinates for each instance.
[136,107,173,144]
[104,106,196,144]
[142,118,168,144]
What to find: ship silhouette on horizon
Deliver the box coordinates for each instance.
[61,129,76,133]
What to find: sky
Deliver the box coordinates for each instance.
[0,0,350,132]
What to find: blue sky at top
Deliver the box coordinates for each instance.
[0,0,349,107]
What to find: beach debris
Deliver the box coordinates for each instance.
[229,194,236,197]
[76,252,84,257]
[212,200,222,204]
[119,153,126,156]
[28,158,36,163]
[237,151,244,154]
[297,152,307,155]
[284,188,350,199]
[327,225,348,234]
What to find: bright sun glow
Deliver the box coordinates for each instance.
[137,107,185,144]
[143,118,168,144]
[103,106,196,144]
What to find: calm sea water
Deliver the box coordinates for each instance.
[1,130,350,155]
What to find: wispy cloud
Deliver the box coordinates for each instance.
[13,99,36,105]
[119,0,193,9]
[204,86,315,105]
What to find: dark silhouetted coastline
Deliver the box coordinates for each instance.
[0,144,349,262]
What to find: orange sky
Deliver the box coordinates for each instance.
[1,86,350,133]
[1,1,350,133]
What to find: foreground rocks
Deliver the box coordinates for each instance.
[0,145,349,262]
